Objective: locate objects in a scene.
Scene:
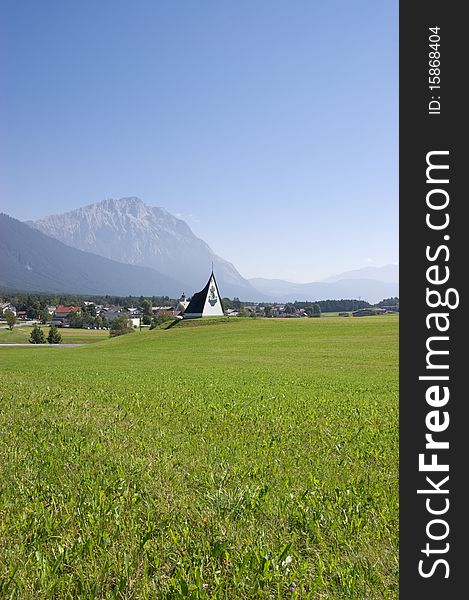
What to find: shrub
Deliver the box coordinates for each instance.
[150,311,174,330]
[109,316,134,337]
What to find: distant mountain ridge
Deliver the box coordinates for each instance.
[323,264,398,283]
[0,213,183,296]
[248,277,399,305]
[28,197,259,300]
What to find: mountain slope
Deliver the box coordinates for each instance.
[248,277,399,304]
[28,197,259,299]
[0,213,184,296]
[323,264,399,283]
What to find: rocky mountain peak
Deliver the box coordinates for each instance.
[28,197,258,299]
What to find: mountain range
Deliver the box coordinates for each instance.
[27,197,258,300]
[248,275,398,305]
[249,264,399,303]
[323,263,399,283]
[0,197,398,302]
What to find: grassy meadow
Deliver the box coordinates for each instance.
[0,316,399,599]
[0,326,109,345]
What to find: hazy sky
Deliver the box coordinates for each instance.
[0,0,398,282]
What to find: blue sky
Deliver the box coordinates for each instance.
[0,0,398,282]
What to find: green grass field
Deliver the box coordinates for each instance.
[0,316,398,599]
[0,326,109,344]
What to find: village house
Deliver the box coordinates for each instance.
[244,305,257,314]
[0,302,17,316]
[101,310,123,322]
[52,305,81,326]
[152,305,175,315]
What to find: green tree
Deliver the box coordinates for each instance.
[47,325,62,344]
[264,305,272,317]
[149,311,175,330]
[142,314,152,325]
[376,297,399,309]
[142,299,153,317]
[284,303,296,314]
[82,303,97,318]
[25,299,40,320]
[312,303,321,318]
[4,309,16,331]
[222,297,234,310]
[68,311,83,328]
[39,309,50,324]
[29,324,46,344]
[109,316,134,337]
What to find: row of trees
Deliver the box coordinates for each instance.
[1,292,176,315]
[29,325,62,344]
[375,297,399,309]
[225,299,371,315]
[292,299,371,312]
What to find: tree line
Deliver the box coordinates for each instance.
[1,289,397,319]
[0,291,176,317]
[292,299,371,312]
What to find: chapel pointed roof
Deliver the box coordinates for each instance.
[183,270,224,316]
